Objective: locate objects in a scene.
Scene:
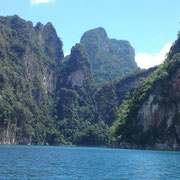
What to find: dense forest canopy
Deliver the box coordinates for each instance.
[0,15,179,150]
[112,34,180,150]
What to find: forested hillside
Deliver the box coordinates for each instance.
[1,15,177,150]
[112,33,180,150]
[54,44,109,145]
[96,67,157,127]
[0,15,64,145]
[80,27,137,85]
[0,16,111,145]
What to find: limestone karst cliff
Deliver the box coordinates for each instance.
[35,21,64,93]
[80,27,137,85]
[1,15,179,149]
[96,67,157,127]
[0,16,110,145]
[113,35,180,150]
[0,15,64,144]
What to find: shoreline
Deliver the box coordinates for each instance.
[0,143,180,152]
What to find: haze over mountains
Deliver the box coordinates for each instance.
[0,15,179,150]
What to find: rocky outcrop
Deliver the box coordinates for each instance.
[96,67,157,126]
[138,68,179,128]
[0,15,64,145]
[35,22,64,61]
[80,27,137,85]
[113,37,180,150]
[135,68,180,148]
[35,22,64,93]
[0,126,31,145]
[67,70,85,88]
[60,44,93,89]
[3,15,180,148]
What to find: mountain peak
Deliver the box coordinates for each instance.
[80,27,137,85]
[80,27,108,43]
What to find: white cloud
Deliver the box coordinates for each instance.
[30,0,55,5]
[64,52,70,57]
[135,42,172,69]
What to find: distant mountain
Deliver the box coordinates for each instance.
[80,27,137,85]
[112,34,180,150]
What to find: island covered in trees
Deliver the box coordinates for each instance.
[0,15,179,150]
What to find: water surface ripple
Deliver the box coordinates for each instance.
[0,145,180,179]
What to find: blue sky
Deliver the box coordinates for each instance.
[1,0,180,68]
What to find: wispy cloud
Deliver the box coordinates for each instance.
[30,0,55,6]
[135,42,172,69]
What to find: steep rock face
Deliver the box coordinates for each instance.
[60,44,93,89]
[0,15,63,94]
[35,22,63,60]
[67,70,85,88]
[56,44,100,143]
[113,36,180,150]
[80,27,137,85]
[57,44,94,117]
[0,15,110,146]
[96,67,157,126]
[138,69,180,131]
[0,15,64,145]
[35,22,64,93]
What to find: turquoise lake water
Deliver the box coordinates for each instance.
[0,145,180,179]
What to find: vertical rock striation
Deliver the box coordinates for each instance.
[0,15,64,144]
[113,35,180,150]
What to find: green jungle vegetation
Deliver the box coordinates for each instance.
[0,15,179,147]
[112,33,180,146]
[0,16,112,145]
[0,15,64,145]
[80,27,137,85]
[95,66,157,127]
